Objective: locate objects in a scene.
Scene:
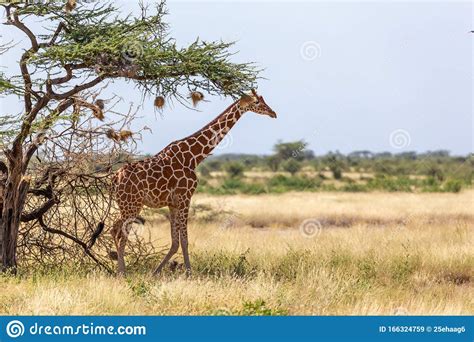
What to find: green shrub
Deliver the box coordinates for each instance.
[127,279,152,298]
[266,155,281,172]
[268,175,319,192]
[330,164,342,179]
[222,177,244,189]
[367,175,413,192]
[268,250,313,280]
[240,299,288,316]
[443,179,462,193]
[225,162,245,178]
[241,183,267,195]
[282,159,302,176]
[389,254,420,283]
[356,257,378,288]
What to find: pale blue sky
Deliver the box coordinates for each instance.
[1,1,472,155]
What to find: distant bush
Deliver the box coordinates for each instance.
[268,175,320,192]
[426,165,445,182]
[194,149,471,194]
[443,179,462,193]
[273,140,309,161]
[420,176,443,192]
[367,175,413,192]
[221,178,245,193]
[330,164,342,180]
[282,159,302,176]
[340,183,368,192]
[196,173,467,195]
[265,155,281,172]
[241,183,267,195]
[225,162,245,178]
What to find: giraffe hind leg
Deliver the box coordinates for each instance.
[153,207,180,276]
[153,205,191,277]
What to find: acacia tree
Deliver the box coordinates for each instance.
[0,0,258,272]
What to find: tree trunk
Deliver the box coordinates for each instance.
[1,154,28,273]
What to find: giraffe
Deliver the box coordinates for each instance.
[111,89,277,275]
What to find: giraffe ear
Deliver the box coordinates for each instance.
[239,94,254,107]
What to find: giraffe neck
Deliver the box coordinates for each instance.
[190,100,245,166]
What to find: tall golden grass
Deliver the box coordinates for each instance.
[1,191,472,315]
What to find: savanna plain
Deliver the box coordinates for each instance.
[1,189,472,315]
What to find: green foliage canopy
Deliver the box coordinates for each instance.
[0,0,261,151]
[10,1,258,100]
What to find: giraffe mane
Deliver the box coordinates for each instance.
[164,98,241,148]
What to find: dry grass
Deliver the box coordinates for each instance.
[1,191,473,315]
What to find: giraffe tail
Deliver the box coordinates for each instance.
[134,216,146,225]
[86,216,143,250]
[87,221,105,249]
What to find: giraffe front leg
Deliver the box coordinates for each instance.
[116,232,128,276]
[180,226,191,277]
[175,207,191,276]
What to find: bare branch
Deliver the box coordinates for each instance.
[48,76,104,100]
[12,11,39,51]
[38,216,113,274]
[48,22,66,46]
[21,197,58,222]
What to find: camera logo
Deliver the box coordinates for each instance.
[6,320,25,338]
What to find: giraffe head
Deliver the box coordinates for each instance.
[239,89,277,118]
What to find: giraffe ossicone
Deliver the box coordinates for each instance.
[110,89,277,276]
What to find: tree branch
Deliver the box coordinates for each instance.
[48,76,104,100]
[49,63,87,85]
[0,160,7,176]
[12,11,39,51]
[38,216,113,274]
[48,22,66,46]
[22,98,74,172]
[6,95,49,169]
[21,197,58,222]
[10,10,47,113]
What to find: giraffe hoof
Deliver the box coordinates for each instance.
[169,260,179,272]
[152,268,163,277]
